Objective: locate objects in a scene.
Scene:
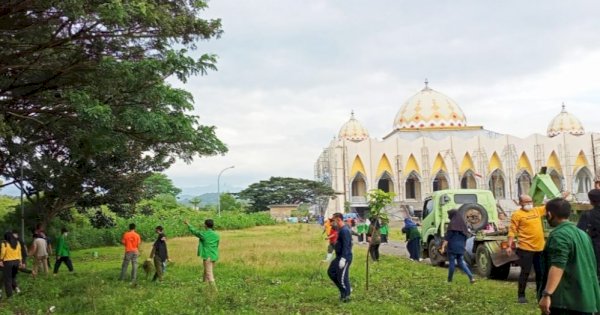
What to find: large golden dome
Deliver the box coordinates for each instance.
[339,111,369,142]
[547,103,585,137]
[393,81,467,129]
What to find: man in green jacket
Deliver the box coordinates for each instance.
[184,219,220,285]
[53,228,73,274]
[538,198,600,315]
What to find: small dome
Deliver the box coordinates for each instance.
[547,103,585,137]
[393,80,467,129]
[338,111,369,142]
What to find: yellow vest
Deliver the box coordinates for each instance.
[0,241,22,262]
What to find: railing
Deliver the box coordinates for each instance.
[351,196,367,204]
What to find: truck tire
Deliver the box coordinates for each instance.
[475,245,510,280]
[428,239,446,267]
[458,203,489,231]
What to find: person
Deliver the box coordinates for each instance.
[538,198,600,315]
[506,194,546,304]
[34,223,52,269]
[184,219,220,286]
[53,228,74,274]
[150,226,169,282]
[402,217,421,261]
[356,219,367,244]
[323,218,338,262]
[119,223,141,283]
[440,209,475,284]
[0,231,24,298]
[577,188,600,283]
[380,219,389,244]
[30,233,49,276]
[327,212,353,303]
[366,216,381,262]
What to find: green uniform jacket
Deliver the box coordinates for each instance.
[188,225,220,261]
[380,224,389,235]
[540,221,600,313]
[404,226,421,241]
[357,223,367,234]
[55,235,70,257]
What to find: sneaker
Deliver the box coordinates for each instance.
[470,279,476,284]
[418,258,424,262]
[341,297,351,303]
[14,287,21,294]
[518,296,528,304]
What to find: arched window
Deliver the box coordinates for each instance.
[377,172,394,193]
[574,168,593,194]
[517,171,532,197]
[549,169,563,191]
[351,174,367,197]
[489,169,506,199]
[405,171,421,200]
[432,171,449,192]
[460,170,477,189]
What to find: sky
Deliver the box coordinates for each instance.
[162,0,600,196]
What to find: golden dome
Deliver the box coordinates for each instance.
[393,81,467,129]
[339,111,369,142]
[547,103,585,137]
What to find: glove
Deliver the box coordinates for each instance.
[338,257,347,269]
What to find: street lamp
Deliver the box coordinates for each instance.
[217,165,235,217]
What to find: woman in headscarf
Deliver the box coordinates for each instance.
[0,231,24,297]
[402,217,422,261]
[440,209,475,283]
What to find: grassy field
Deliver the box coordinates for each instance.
[0,224,540,314]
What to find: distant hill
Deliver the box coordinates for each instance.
[178,193,220,206]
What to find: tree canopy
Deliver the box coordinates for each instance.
[0,1,227,223]
[238,177,335,212]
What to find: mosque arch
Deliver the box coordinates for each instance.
[547,151,562,175]
[377,171,394,193]
[548,168,563,191]
[516,170,532,197]
[350,155,367,178]
[432,170,450,192]
[404,154,420,175]
[518,153,534,175]
[574,151,589,170]
[488,152,503,173]
[489,169,506,199]
[351,172,368,198]
[459,153,475,175]
[405,171,422,200]
[573,167,593,194]
[432,153,448,174]
[460,169,477,189]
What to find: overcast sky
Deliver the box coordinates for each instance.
[163,0,600,196]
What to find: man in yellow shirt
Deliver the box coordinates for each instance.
[506,194,546,304]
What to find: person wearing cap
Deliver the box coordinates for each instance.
[506,194,546,304]
[577,188,600,282]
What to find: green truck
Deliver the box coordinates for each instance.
[419,167,575,280]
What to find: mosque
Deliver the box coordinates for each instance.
[314,81,600,217]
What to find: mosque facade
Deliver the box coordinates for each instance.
[314,82,599,217]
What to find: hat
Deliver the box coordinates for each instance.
[588,189,600,203]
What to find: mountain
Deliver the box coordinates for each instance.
[178,193,220,206]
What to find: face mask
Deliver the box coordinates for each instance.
[522,204,533,211]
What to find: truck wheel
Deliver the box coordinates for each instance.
[428,239,446,267]
[458,203,489,231]
[475,245,492,278]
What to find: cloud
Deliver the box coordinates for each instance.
[164,0,600,194]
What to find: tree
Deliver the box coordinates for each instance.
[238,177,335,212]
[189,196,202,211]
[0,1,227,224]
[365,189,395,291]
[219,193,242,212]
[141,173,182,200]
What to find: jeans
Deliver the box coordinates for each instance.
[2,260,19,298]
[407,238,421,260]
[54,256,74,273]
[516,248,542,298]
[328,257,352,299]
[119,252,138,281]
[448,253,473,282]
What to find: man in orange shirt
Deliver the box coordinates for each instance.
[119,223,141,283]
[506,194,546,304]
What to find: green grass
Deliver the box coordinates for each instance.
[0,225,540,314]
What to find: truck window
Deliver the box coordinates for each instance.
[454,194,477,205]
[423,199,434,218]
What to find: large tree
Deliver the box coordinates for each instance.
[0,1,227,224]
[238,177,335,212]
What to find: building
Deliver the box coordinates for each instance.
[314,81,599,218]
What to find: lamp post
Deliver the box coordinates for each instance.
[217,165,235,217]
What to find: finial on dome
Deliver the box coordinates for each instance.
[350,110,355,118]
[561,102,566,113]
[422,78,431,91]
